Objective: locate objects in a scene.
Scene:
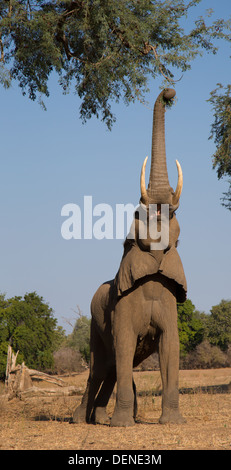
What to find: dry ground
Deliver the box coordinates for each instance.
[0,368,230,450]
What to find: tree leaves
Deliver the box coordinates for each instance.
[208,84,231,210]
[0,0,230,127]
[0,292,63,377]
[178,299,231,360]
[177,299,205,357]
[207,299,231,351]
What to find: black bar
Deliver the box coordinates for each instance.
[0,450,227,467]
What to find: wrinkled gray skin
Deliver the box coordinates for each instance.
[73,89,187,427]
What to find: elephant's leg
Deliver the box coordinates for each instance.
[72,374,102,423]
[72,320,106,423]
[93,372,138,425]
[111,302,137,427]
[92,366,116,425]
[158,301,186,424]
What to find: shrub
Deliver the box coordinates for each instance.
[53,347,87,374]
[225,345,231,367]
[183,340,227,369]
[66,312,91,364]
[140,353,160,371]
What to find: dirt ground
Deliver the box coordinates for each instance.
[0,368,230,450]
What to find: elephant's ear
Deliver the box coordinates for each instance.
[115,242,159,296]
[159,247,187,303]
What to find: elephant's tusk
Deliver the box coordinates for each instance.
[140,156,149,205]
[172,159,183,205]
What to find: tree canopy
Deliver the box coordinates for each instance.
[0,292,64,377]
[177,298,231,362]
[177,299,205,357]
[208,84,231,210]
[206,299,231,351]
[0,0,230,128]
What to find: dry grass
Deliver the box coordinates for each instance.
[0,368,230,450]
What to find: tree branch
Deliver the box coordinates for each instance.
[55,1,85,61]
[0,37,4,62]
[142,42,182,84]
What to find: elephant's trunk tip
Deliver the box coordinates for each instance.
[163,88,176,101]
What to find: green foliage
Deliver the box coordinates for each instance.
[208,84,231,210]
[0,292,65,378]
[0,1,230,127]
[177,299,205,357]
[66,312,91,363]
[178,299,231,367]
[206,299,231,352]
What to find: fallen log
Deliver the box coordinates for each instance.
[26,369,65,387]
[4,345,76,400]
[19,385,83,399]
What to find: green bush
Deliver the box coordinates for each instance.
[0,292,65,378]
[206,300,231,352]
[177,300,205,357]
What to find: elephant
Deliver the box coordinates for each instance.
[73,88,187,427]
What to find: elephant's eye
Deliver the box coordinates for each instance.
[176,239,179,247]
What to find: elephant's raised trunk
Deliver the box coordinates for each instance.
[140,89,183,208]
[148,89,175,201]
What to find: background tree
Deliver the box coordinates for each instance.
[179,299,231,368]
[0,0,230,128]
[66,309,91,363]
[177,299,205,358]
[208,84,231,210]
[206,299,231,351]
[0,291,65,377]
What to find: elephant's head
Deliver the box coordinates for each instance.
[133,89,183,253]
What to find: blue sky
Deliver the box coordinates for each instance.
[0,0,231,332]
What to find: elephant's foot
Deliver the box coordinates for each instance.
[94,407,110,425]
[159,409,186,425]
[110,409,135,427]
[72,405,87,424]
